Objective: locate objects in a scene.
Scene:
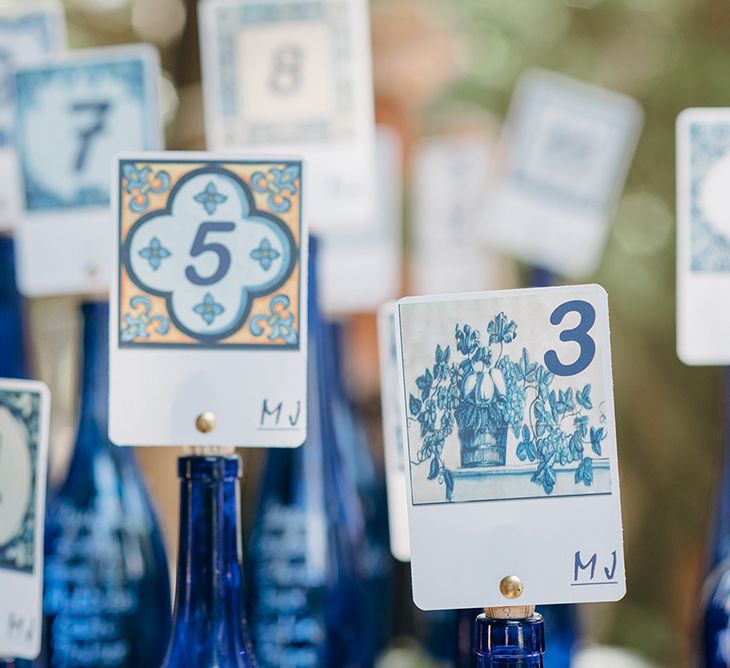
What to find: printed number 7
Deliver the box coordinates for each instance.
[70,101,111,172]
[185,222,235,286]
[544,300,596,377]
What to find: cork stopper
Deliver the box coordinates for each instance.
[484,605,537,619]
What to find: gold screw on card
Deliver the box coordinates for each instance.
[196,411,216,433]
[499,575,524,599]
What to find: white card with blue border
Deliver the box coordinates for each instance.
[198,0,376,232]
[676,108,730,365]
[14,44,161,297]
[395,285,624,608]
[0,2,66,230]
[377,300,410,562]
[109,151,308,448]
[483,70,643,278]
[0,378,50,660]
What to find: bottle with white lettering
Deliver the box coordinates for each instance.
[328,321,393,663]
[247,237,364,667]
[162,454,256,667]
[0,235,29,378]
[37,301,171,668]
[695,370,730,668]
[474,607,545,668]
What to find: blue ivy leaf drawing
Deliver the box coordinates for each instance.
[487,312,517,345]
[576,384,593,410]
[428,457,440,480]
[573,414,589,437]
[409,394,422,416]
[455,324,479,355]
[517,425,538,462]
[554,388,574,414]
[575,457,594,486]
[590,426,606,455]
[433,344,450,380]
[517,348,537,382]
[416,368,433,400]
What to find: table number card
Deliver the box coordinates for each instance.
[377,301,409,562]
[110,152,308,447]
[0,379,50,660]
[676,108,730,365]
[198,0,375,231]
[483,70,643,278]
[0,2,66,229]
[14,44,161,296]
[395,285,624,608]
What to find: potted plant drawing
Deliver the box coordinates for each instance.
[407,313,606,501]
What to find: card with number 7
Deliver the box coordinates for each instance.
[395,285,624,609]
[109,152,308,448]
[13,44,161,297]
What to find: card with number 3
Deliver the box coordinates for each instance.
[14,44,161,297]
[110,152,308,448]
[0,379,50,660]
[395,285,624,609]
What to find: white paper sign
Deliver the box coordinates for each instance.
[321,126,402,314]
[410,134,504,295]
[0,2,66,230]
[109,152,308,447]
[0,378,50,660]
[198,0,376,231]
[396,285,624,608]
[14,44,161,296]
[676,108,730,365]
[483,70,643,278]
[377,301,409,562]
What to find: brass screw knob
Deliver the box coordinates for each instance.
[195,411,216,434]
[499,575,524,599]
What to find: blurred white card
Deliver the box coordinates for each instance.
[676,108,730,364]
[109,152,308,448]
[14,44,161,296]
[321,126,402,314]
[410,134,505,294]
[377,301,409,562]
[0,2,66,230]
[0,378,50,660]
[396,285,624,609]
[484,70,643,278]
[199,0,376,231]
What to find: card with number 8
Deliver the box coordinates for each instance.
[110,152,308,448]
[13,44,161,297]
[395,285,624,609]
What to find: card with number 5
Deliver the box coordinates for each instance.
[14,44,161,297]
[110,152,308,448]
[395,285,624,609]
[0,378,50,660]
[198,0,375,231]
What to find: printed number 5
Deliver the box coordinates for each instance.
[543,300,596,377]
[70,101,110,172]
[185,222,235,286]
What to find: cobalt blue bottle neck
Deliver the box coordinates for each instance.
[0,235,29,378]
[165,456,255,668]
[474,613,545,668]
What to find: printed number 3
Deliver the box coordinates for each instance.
[185,222,235,286]
[544,300,596,377]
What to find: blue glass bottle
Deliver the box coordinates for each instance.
[38,301,171,668]
[247,237,364,667]
[474,610,545,667]
[328,321,393,663]
[696,369,730,667]
[0,235,29,379]
[162,455,256,667]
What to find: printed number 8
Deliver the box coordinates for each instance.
[269,44,302,95]
[544,300,596,377]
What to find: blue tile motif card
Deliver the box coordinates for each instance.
[14,44,161,296]
[396,285,625,608]
[378,301,409,562]
[0,379,50,660]
[109,152,308,448]
[483,70,642,278]
[0,2,66,229]
[676,108,730,365]
[198,0,376,231]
